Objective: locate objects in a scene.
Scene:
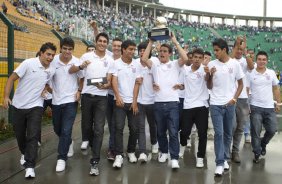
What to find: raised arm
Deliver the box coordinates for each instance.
[170,32,188,67]
[141,40,154,69]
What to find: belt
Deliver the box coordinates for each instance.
[83,93,106,98]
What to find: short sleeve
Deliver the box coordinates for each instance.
[271,70,279,86]
[14,59,29,78]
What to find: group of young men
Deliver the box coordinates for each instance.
[3,32,280,178]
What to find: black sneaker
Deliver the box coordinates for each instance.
[253,154,260,163]
[90,162,99,176]
[261,146,266,156]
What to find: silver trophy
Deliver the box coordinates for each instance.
[148,17,170,41]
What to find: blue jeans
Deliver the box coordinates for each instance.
[154,102,179,160]
[250,105,277,155]
[210,105,235,166]
[52,102,78,161]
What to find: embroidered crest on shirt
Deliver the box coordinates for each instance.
[228,68,233,74]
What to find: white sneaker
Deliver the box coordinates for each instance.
[171,159,180,169]
[25,168,35,178]
[224,160,229,170]
[196,158,204,168]
[138,153,148,163]
[128,152,137,163]
[20,154,26,166]
[158,153,168,163]
[38,142,41,146]
[179,145,186,158]
[67,141,74,157]
[186,139,191,148]
[214,166,224,176]
[56,159,66,172]
[152,143,159,154]
[81,141,89,150]
[113,155,123,168]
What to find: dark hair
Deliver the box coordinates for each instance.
[138,41,151,58]
[95,32,109,44]
[40,42,57,53]
[161,43,172,54]
[87,44,95,49]
[192,48,204,56]
[121,40,136,54]
[60,37,75,48]
[204,51,211,56]
[138,41,148,52]
[212,38,229,54]
[112,37,122,42]
[256,50,268,60]
[36,51,41,57]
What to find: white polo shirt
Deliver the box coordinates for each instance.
[12,57,54,109]
[235,57,249,99]
[50,55,82,105]
[208,58,244,105]
[246,68,279,108]
[108,56,120,96]
[78,52,114,96]
[135,58,155,105]
[181,65,209,109]
[112,58,141,103]
[178,70,185,99]
[151,59,181,102]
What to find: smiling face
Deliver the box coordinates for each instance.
[112,40,122,57]
[60,45,74,60]
[122,45,136,61]
[234,45,244,59]
[40,49,56,68]
[256,54,268,70]
[95,36,108,53]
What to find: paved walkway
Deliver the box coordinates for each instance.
[0,115,282,184]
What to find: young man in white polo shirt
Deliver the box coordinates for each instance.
[142,33,188,169]
[179,48,209,168]
[230,36,254,163]
[106,38,123,161]
[49,37,83,172]
[206,38,244,176]
[246,51,281,163]
[134,42,159,162]
[3,42,57,178]
[69,33,114,175]
[112,40,141,168]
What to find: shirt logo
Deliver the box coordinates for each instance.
[167,64,172,69]
[265,74,270,80]
[196,72,201,78]
[228,68,233,74]
[104,62,108,67]
[132,68,136,73]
